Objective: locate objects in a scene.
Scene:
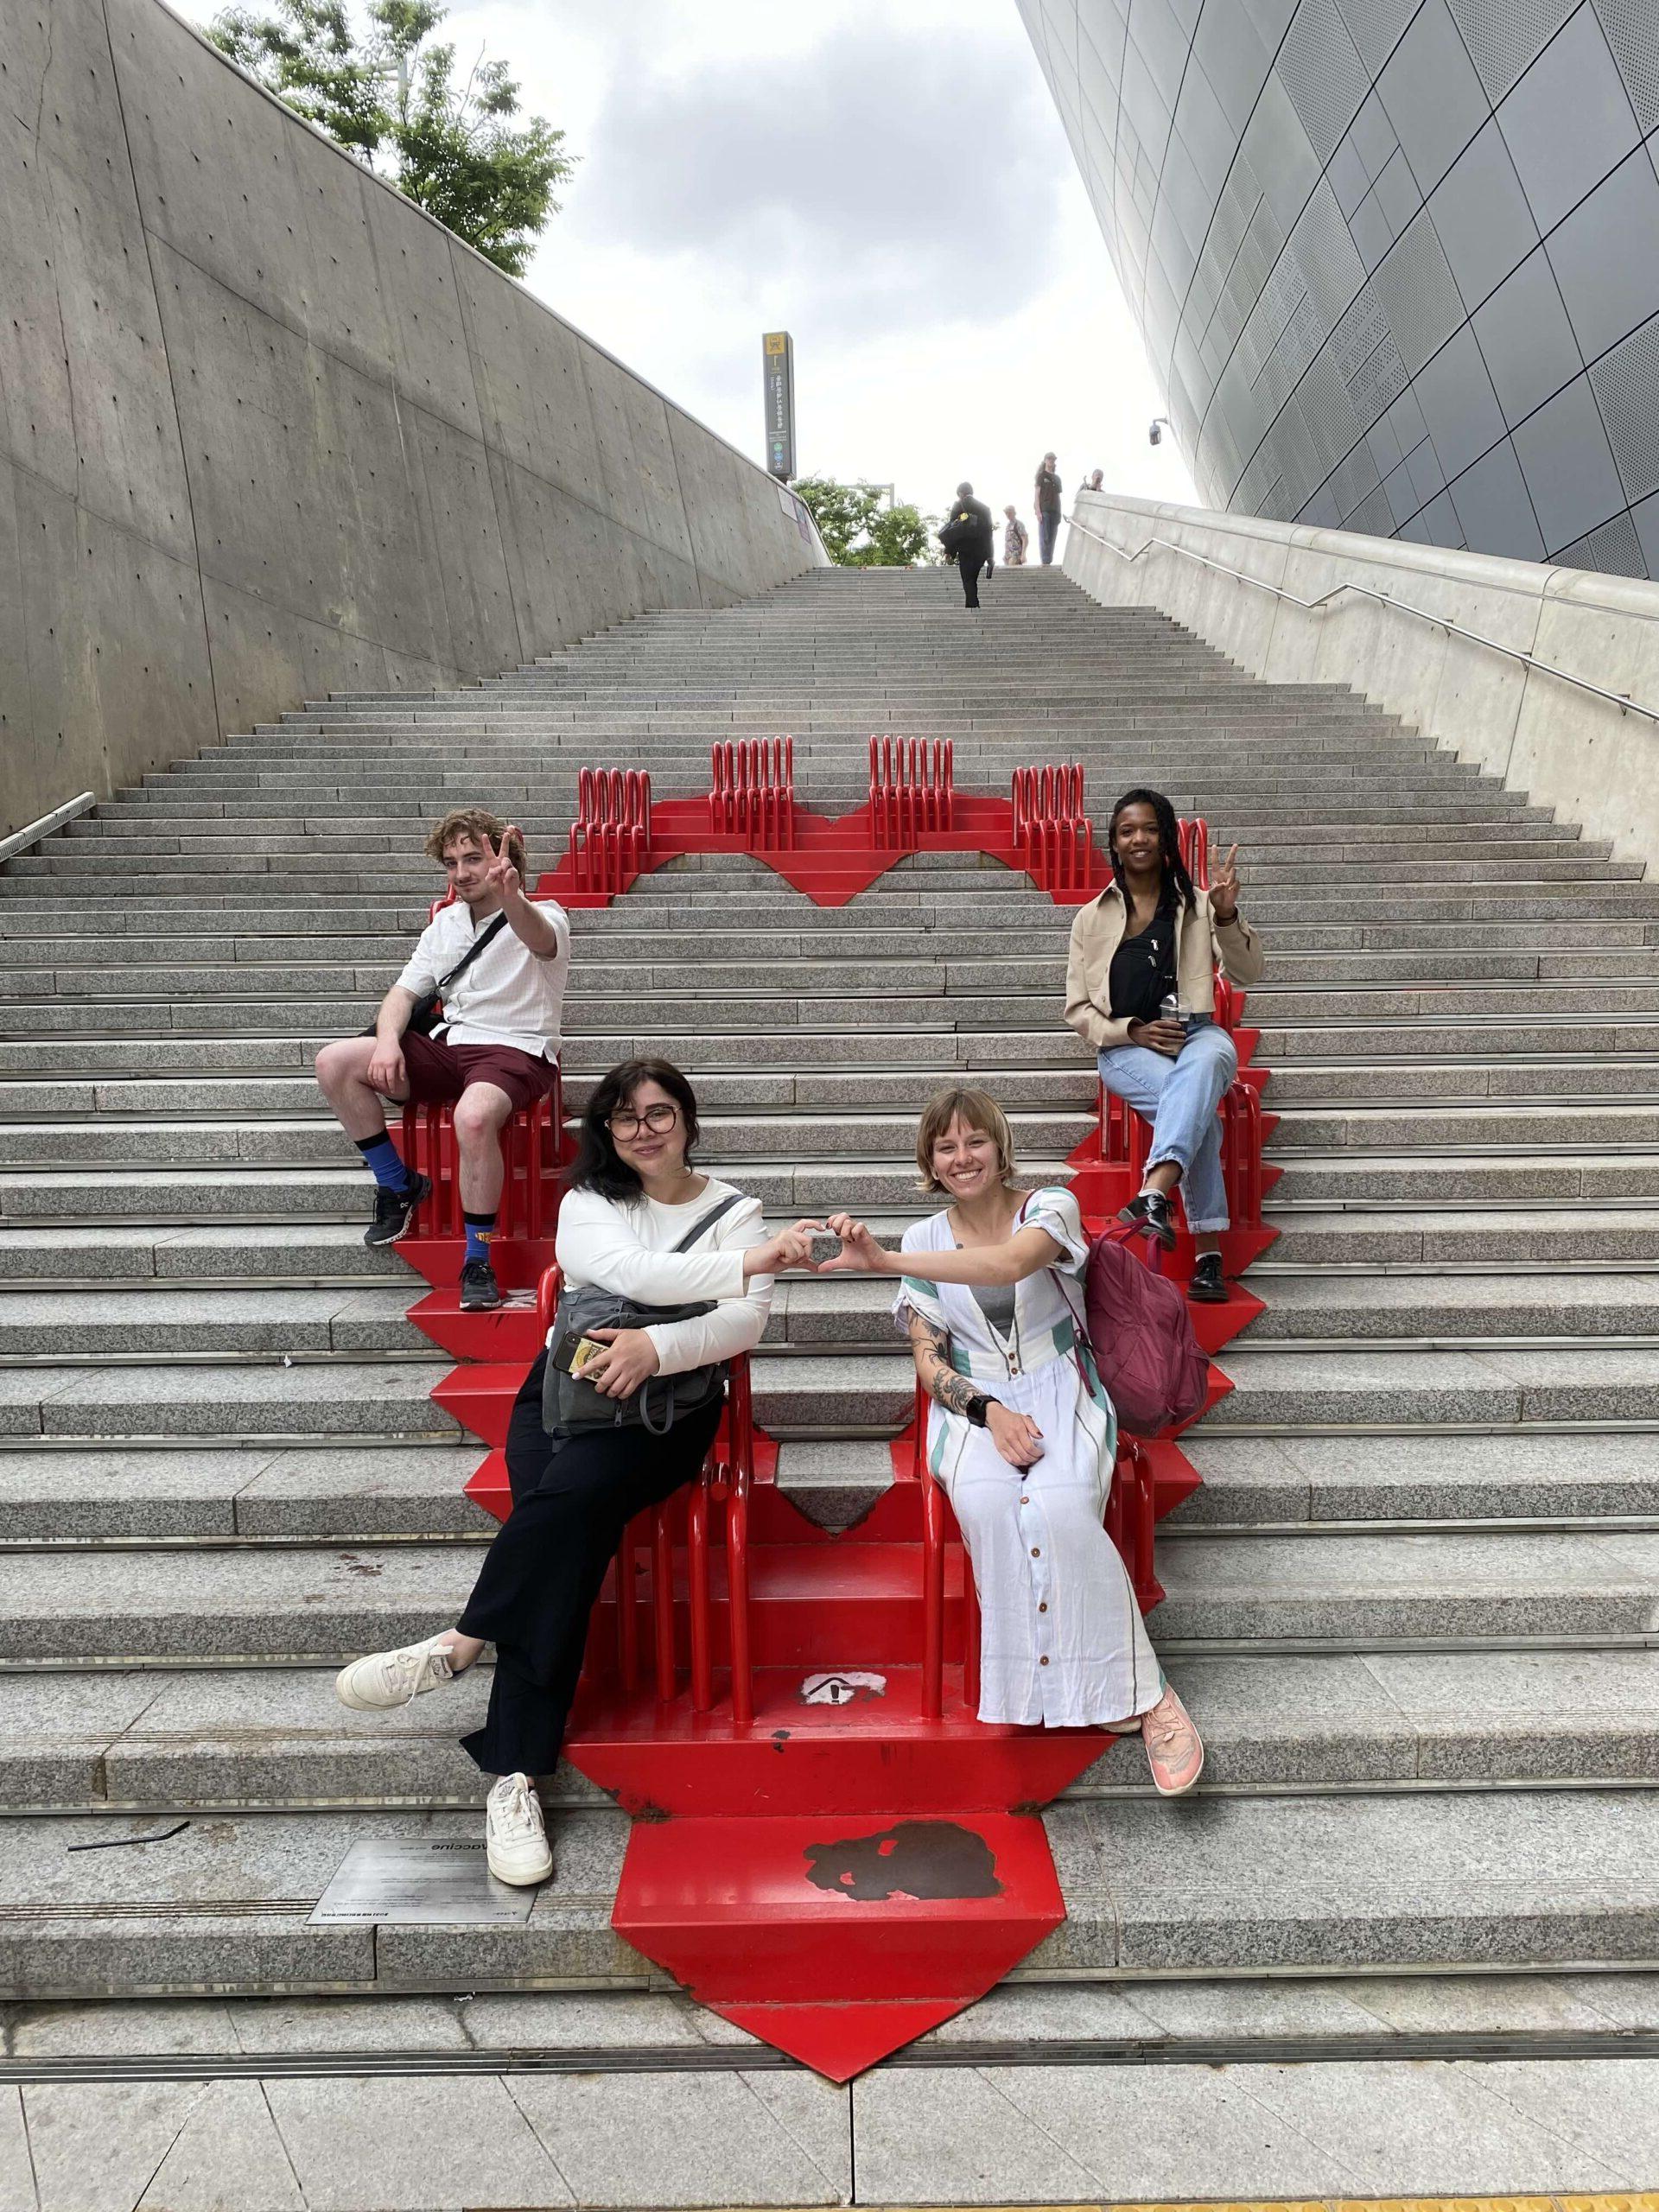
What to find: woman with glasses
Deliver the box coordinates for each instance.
[329,1058,818,1887]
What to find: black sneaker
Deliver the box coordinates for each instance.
[1118,1190,1176,1249]
[365,1172,431,1248]
[1187,1253,1229,1304]
[459,1256,502,1313]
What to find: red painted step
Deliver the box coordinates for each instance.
[611,1808,1065,2080]
[569,1663,1129,1816]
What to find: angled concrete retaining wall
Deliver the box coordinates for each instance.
[1066,491,1659,877]
[0,0,823,836]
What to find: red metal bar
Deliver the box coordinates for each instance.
[652,1510,677,1704]
[617,1513,643,1690]
[870,735,952,847]
[686,1479,714,1713]
[962,1556,981,1713]
[725,1355,755,1728]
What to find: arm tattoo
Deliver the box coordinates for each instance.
[907,1312,982,1419]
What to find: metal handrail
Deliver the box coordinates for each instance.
[0,791,96,865]
[1067,514,1659,728]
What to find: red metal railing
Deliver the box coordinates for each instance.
[1098,1073,1264,1230]
[534,1267,758,1722]
[397,1082,565,1245]
[710,738,795,847]
[567,767,652,897]
[916,1378,1159,1720]
[1011,763,1090,893]
[1179,814,1211,888]
[869,736,954,845]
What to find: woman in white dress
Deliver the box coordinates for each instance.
[823,1085,1203,1794]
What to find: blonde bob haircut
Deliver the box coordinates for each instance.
[423,808,526,880]
[915,1086,1017,1195]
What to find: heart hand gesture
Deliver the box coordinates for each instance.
[485,827,522,900]
[1211,842,1240,923]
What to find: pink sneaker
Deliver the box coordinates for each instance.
[1141,1684,1205,1796]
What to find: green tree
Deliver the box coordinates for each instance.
[208,0,574,277]
[794,477,939,567]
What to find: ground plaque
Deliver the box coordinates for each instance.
[308,1840,535,1925]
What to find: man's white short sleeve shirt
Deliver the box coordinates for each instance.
[395,901,570,1060]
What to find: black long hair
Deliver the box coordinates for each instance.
[1106,786,1197,913]
[568,1058,702,1202]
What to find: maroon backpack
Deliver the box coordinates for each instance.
[1079,1226,1211,1436]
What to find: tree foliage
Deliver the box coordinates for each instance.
[793,477,939,568]
[208,0,574,276]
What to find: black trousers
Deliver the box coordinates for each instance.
[455,1349,723,1777]
[958,553,986,607]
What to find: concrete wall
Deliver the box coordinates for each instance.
[1065,490,1659,874]
[0,0,824,836]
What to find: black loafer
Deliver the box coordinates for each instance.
[1187,1253,1229,1304]
[1118,1190,1176,1249]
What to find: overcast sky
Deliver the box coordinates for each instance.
[168,0,1198,532]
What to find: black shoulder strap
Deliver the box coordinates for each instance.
[670,1190,745,1253]
[435,911,508,996]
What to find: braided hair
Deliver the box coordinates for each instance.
[1106,786,1197,913]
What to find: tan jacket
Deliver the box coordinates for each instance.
[1065,883,1266,1053]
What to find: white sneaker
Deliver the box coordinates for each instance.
[334,1633,456,1713]
[486,1772,553,1887]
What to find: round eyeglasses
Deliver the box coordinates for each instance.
[607,1102,680,1138]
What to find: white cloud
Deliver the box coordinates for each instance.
[164,0,1198,527]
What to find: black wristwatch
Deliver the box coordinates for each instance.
[965,1392,992,1427]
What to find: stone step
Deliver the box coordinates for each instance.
[0,1362,456,1442]
[1214,1344,1659,1429]
[1262,1206,1659,1264]
[4,1645,1657,1812]
[3,1789,1656,1996]
[1269,1150,1659,1203]
[0,1285,423,1357]
[1177,1432,1659,1527]
[7,1524,1656,1666]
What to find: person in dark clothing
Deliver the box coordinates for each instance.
[331,1058,817,1887]
[944,481,995,609]
[1035,454,1062,564]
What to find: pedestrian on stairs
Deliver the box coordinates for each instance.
[1034,453,1063,564]
[312,808,569,1314]
[333,1058,821,1887]
[943,483,995,608]
[819,1089,1204,1795]
[1064,787,1265,1305]
[1002,505,1029,566]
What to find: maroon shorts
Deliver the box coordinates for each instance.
[399,1032,558,1116]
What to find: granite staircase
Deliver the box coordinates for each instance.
[2,565,1657,2185]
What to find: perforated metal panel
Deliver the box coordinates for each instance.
[1020,0,1658,575]
[1446,0,1577,102]
[1371,211,1466,372]
[1277,0,1372,157]
[1553,510,1646,571]
[1336,0,1427,72]
[1588,309,1659,502]
[1592,0,1659,127]
[1344,483,1399,534]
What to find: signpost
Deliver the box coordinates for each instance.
[763,332,795,482]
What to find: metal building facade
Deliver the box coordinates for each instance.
[1018,0,1659,575]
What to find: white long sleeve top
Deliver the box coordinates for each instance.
[552,1179,773,1376]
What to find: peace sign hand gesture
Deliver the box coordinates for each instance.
[485,827,523,900]
[1211,843,1240,924]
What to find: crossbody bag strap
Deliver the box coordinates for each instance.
[667,1190,745,1254]
[433,910,508,999]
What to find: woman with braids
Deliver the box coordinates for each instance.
[1064,787,1264,1304]
[820,1089,1203,1795]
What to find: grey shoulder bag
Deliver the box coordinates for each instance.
[543,1191,746,1439]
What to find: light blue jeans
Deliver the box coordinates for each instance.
[1097,1020,1238,1232]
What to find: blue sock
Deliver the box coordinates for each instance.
[355,1132,413,1194]
[463,1211,496,1265]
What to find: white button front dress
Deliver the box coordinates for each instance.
[893,1186,1164,1728]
